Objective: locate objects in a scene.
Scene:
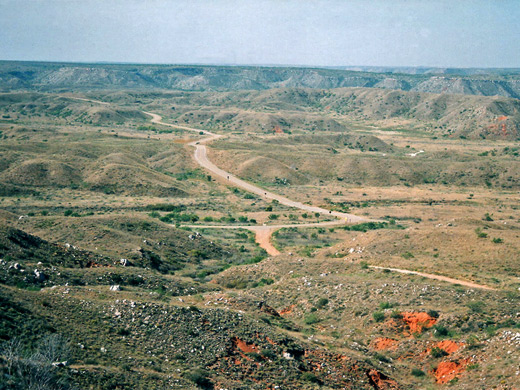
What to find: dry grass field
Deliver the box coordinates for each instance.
[1,87,519,389]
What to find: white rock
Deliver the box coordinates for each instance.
[283,352,294,360]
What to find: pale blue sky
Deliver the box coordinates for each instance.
[1,0,519,67]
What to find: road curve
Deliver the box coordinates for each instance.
[144,111,369,223]
[61,98,497,288]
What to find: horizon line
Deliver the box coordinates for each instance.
[1,59,519,71]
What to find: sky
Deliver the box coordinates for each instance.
[1,0,519,68]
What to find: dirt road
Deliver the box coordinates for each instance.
[62,98,498,289]
[144,112,369,223]
[369,266,496,290]
[185,221,347,256]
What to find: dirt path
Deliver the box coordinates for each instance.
[61,95,111,106]
[253,228,280,256]
[184,221,346,256]
[369,266,496,290]
[61,98,499,289]
[144,111,370,223]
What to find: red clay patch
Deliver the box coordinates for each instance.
[421,340,464,359]
[232,337,259,354]
[436,340,463,354]
[400,312,437,334]
[279,304,295,316]
[372,337,399,351]
[366,369,400,389]
[265,336,276,345]
[497,115,508,121]
[431,359,469,384]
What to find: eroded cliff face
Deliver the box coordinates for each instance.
[2,61,520,98]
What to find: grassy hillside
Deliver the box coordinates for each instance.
[1,88,519,389]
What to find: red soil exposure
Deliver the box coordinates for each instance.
[231,337,259,354]
[265,336,276,346]
[436,340,463,354]
[372,337,399,351]
[279,304,295,316]
[258,301,280,317]
[420,340,464,359]
[431,359,470,384]
[501,123,508,136]
[400,312,437,334]
[273,125,283,134]
[497,115,508,121]
[366,369,400,390]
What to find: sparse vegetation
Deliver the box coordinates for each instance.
[1,68,519,389]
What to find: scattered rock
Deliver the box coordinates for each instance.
[283,352,294,360]
[34,269,46,281]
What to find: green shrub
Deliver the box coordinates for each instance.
[373,311,385,322]
[411,368,426,377]
[301,372,320,383]
[316,298,329,308]
[379,301,396,310]
[261,349,276,360]
[467,301,485,313]
[184,368,212,388]
[374,352,390,363]
[304,313,320,325]
[431,346,448,358]
[433,325,451,338]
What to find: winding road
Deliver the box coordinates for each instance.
[61,96,496,290]
[144,111,495,290]
[144,112,368,223]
